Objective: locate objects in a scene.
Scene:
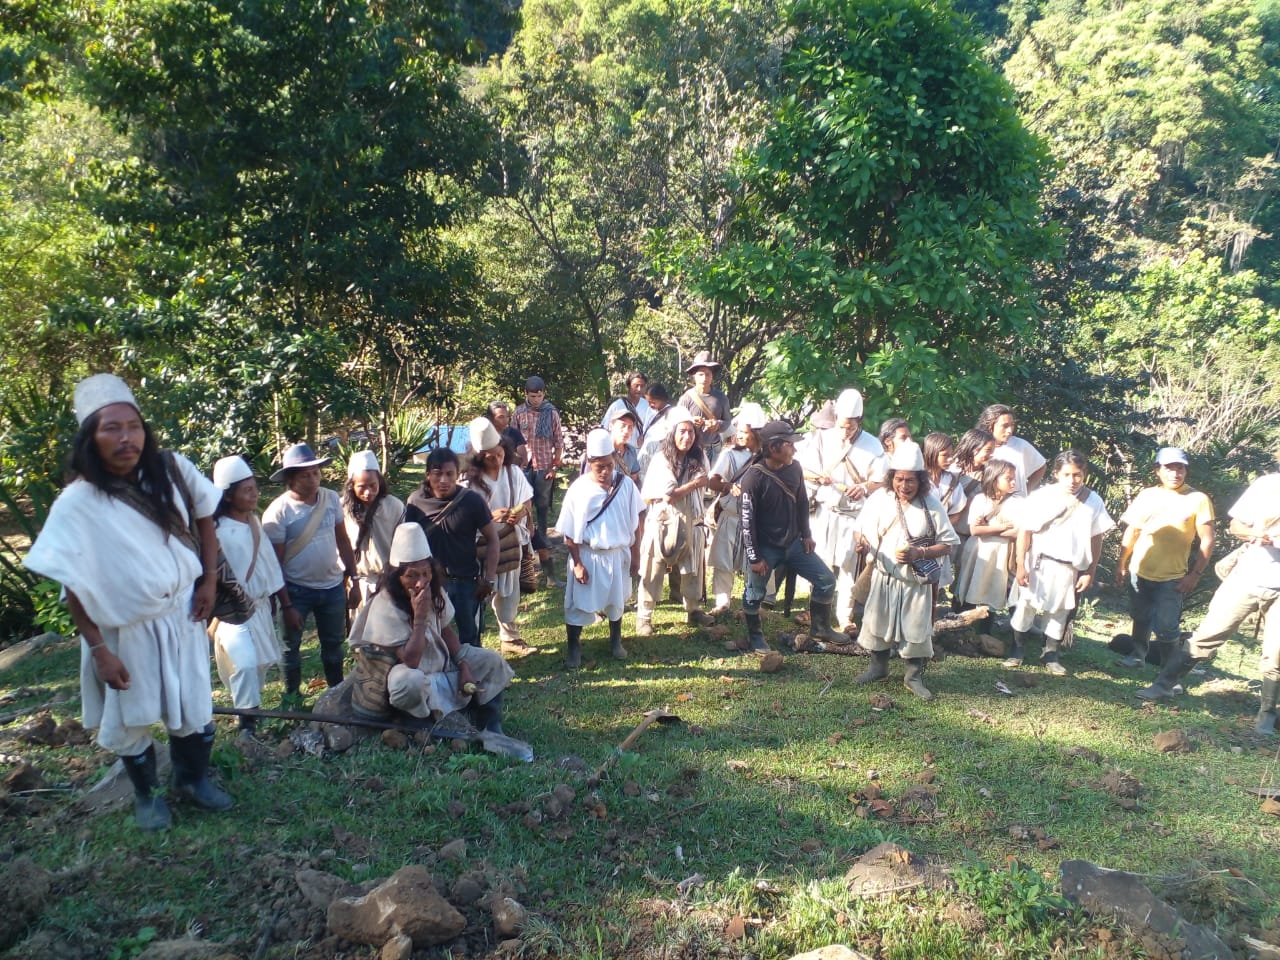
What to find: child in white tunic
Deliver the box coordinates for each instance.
[24,374,232,830]
[923,433,969,594]
[854,441,960,700]
[953,458,1022,632]
[706,403,766,615]
[557,429,644,666]
[1009,451,1115,674]
[210,456,288,739]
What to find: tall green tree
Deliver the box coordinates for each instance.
[651,0,1056,427]
[58,0,507,462]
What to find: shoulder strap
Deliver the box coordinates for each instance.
[245,515,262,584]
[586,473,625,528]
[748,463,797,502]
[283,488,334,564]
[416,489,466,538]
[839,445,866,485]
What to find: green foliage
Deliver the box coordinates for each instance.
[30,576,74,638]
[104,926,157,960]
[954,858,1073,932]
[653,0,1057,425]
[0,463,57,643]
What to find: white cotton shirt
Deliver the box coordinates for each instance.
[262,487,345,589]
[215,515,285,601]
[992,436,1046,496]
[1019,485,1115,571]
[1228,474,1280,588]
[557,472,643,550]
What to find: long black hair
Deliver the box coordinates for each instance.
[660,422,707,484]
[343,469,390,553]
[214,476,256,521]
[886,467,931,507]
[68,411,178,521]
[378,558,447,619]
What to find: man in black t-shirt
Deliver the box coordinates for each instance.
[739,421,838,651]
[404,448,499,647]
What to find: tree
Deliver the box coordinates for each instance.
[54,0,507,463]
[651,0,1057,427]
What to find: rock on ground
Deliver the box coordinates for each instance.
[327,865,465,948]
[135,941,240,960]
[787,947,875,960]
[0,856,53,949]
[844,842,944,897]
[1059,860,1233,960]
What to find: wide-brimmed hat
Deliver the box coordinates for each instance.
[346,449,381,479]
[585,428,614,459]
[72,373,139,427]
[758,420,804,446]
[389,522,432,566]
[685,350,720,374]
[833,389,864,419]
[468,416,502,453]
[212,456,255,490]
[888,440,925,472]
[270,442,332,482]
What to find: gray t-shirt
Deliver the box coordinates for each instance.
[262,487,345,589]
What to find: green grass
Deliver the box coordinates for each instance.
[4,489,1280,957]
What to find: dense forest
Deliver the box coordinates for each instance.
[2,0,1278,630]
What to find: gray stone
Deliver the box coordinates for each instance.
[296,868,346,911]
[1059,860,1233,960]
[380,933,413,960]
[845,842,941,897]
[786,948,875,960]
[327,865,465,948]
[492,897,528,938]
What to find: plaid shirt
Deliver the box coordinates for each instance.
[513,401,564,470]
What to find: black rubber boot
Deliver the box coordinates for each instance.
[122,745,170,831]
[169,725,233,811]
[1042,637,1067,676]
[540,552,562,588]
[808,599,847,644]
[903,657,934,701]
[855,649,891,685]
[474,692,505,735]
[1136,645,1199,701]
[565,624,583,669]
[1003,631,1027,668]
[608,618,628,660]
[1254,676,1279,736]
[745,612,770,653]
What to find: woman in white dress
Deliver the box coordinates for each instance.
[853,441,960,700]
[210,456,290,740]
[464,417,537,658]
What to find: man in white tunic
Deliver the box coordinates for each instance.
[800,388,886,633]
[25,374,233,830]
[342,449,405,607]
[557,429,644,666]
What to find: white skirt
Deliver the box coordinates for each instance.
[565,545,633,626]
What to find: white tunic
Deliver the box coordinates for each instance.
[707,446,754,573]
[855,489,960,658]
[953,492,1021,609]
[928,469,969,588]
[468,467,533,600]
[992,436,1046,497]
[343,494,405,595]
[213,515,286,675]
[24,453,221,751]
[557,472,643,625]
[800,428,886,574]
[639,451,707,581]
[1013,485,1114,615]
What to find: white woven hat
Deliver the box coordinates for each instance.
[212,456,254,490]
[733,402,767,430]
[585,428,613,459]
[73,374,139,427]
[834,389,864,419]
[888,440,925,472]
[347,449,381,479]
[389,523,432,566]
[468,416,502,453]
[667,406,696,427]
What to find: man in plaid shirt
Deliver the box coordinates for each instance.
[514,376,565,580]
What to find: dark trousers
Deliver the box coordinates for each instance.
[446,577,484,647]
[742,540,835,614]
[283,582,347,690]
[1129,575,1184,656]
[526,467,557,542]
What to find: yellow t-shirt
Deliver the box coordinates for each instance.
[1119,485,1214,582]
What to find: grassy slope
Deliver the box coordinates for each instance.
[3,481,1280,959]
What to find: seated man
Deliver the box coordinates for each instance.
[347,524,514,733]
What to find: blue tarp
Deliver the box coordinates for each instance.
[414,424,471,457]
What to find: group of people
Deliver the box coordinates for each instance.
[23,367,1280,832]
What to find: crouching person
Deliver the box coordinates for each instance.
[348,524,514,734]
[557,429,644,667]
[25,374,232,830]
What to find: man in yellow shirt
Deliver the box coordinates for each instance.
[1113,447,1214,668]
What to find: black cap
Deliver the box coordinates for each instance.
[757,420,804,445]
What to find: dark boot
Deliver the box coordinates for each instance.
[686,609,714,627]
[284,665,302,698]
[1041,637,1067,676]
[237,714,257,742]
[1136,645,1199,701]
[855,649,891,685]
[808,599,848,644]
[745,612,770,653]
[608,618,628,660]
[169,725,233,811]
[903,657,934,701]
[121,745,170,831]
[474,692,505,735]
[1003,631,1027,668]
[1254,676,1279,736]
[539,551,562,588]
[565,624,583,669]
